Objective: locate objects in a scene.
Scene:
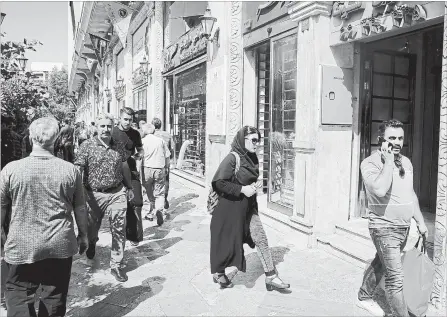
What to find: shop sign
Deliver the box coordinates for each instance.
[132,65,149,88]
[332,2,365,20]
[163,24,207,72]
[335,2,433,44]
[242,1,290,34]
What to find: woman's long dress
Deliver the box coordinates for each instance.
[210,168,256,274]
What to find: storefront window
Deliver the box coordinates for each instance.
[172,63,206,179]
[269,33,297,213]
[132,88,147,123]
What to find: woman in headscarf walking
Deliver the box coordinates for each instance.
[210,126,290,291]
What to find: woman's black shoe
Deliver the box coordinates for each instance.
[213,273,234,289]
[265,275,290,291]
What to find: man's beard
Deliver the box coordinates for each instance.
[100,135,111,142]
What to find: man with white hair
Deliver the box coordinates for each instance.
[74,113,134,282]
[141,123,170,226]
[1,117,88,316]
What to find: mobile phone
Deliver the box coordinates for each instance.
[378,136,392,148]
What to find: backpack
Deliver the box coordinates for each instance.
[207,151,240,214]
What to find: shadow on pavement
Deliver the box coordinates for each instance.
[142,200,196,241]
[72,236,183,275]
[168,193,199,210]
[123,237,182,273]
[67,276,166,317]
[228,246,291,290]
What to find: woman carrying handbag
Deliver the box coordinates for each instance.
[210,126,290,291]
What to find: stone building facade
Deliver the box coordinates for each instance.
[69,1,446,309]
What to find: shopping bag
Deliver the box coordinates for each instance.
[402,236,435,317]
[126,200,143,243]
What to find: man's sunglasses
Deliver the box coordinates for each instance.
[245,138,260,145]
[99,125,113,129]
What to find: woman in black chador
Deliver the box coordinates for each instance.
[210,126,290,291]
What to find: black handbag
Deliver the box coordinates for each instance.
[207,152,240,214]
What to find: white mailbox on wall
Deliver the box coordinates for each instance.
[321,65,354,125]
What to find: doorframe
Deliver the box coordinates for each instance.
[349,42,365,219]
[352,43,418,219]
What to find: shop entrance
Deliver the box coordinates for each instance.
[167,62,207,180]
[358,25,442,241]
[252,30,298,216]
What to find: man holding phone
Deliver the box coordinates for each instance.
[356,119,428,317]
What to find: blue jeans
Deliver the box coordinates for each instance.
[358,227,409,317]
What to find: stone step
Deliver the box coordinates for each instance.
[317,233,376,269]
[335,221,371,243]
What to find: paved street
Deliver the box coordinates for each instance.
[0,175,442,316]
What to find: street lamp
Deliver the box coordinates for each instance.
[140,55,148,73]
[17,53,28,71]
[200,6,219,47]
[1,13,6,25]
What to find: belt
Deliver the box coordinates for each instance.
[91,184,122,193]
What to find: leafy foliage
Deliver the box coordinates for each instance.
[1,37,48,132]
[0,37,75,131]
[46,67,75,122]
[1,38,43,80]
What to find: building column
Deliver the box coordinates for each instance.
[124,44,133,109]
[431,5,447,310]
[287,2,332,239]
[226,1,244,146]
[150,1,164,122]
[205,1,230,186]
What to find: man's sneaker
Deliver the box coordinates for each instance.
[356,299,384,316]
[164,199,169,210]
[156,210,164,226]
[111,268,128,282]
[145,213,154,221]
[86,243,96,260]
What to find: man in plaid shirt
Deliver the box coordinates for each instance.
[74,113,134,282]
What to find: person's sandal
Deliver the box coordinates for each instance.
[265,274,290,291]
[213,273,234,289]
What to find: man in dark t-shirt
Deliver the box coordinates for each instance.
[111,107,145,245]
[57,119,75,162]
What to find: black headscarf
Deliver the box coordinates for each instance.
[212,128,259,186]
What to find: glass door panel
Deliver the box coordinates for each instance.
[369,52,416,160]
[174,63,207,179]
[268,33,297,215]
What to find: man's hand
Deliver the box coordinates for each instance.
[380,140,394,165]
[127,188,135,201]
[417,222,428,237]
[77,234,88,255]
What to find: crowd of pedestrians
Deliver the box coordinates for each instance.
[0,111,429,316]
